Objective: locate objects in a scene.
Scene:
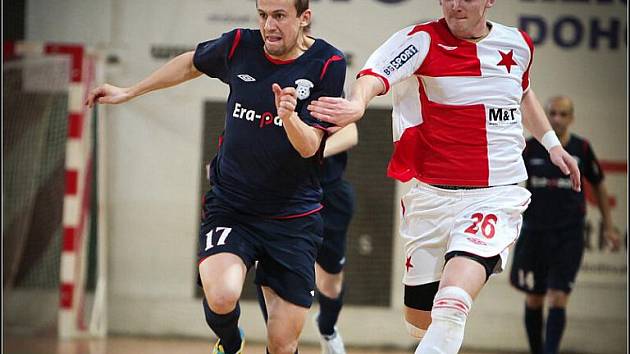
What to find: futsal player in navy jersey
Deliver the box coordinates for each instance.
[509,95,620,354]
[256,123,358,354]
[85,1,346,353]
[312,123,357,354]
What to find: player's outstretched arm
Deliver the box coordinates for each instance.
[273,83,325,158]
[308,75,385,127]
[323,123,358,158]
[522,89,581,191]
[85,51,202,108]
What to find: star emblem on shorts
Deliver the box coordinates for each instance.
[405,256,414,272]
[497,49,517,73]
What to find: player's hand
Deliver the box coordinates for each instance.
[85,84,134,108]
[549,146,581,192]
[307,96,365,127]
[272,83,297,121]
[603,227,621,252]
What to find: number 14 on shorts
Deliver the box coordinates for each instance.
[205,227,233,250]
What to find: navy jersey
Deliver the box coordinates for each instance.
[320,152,348,188]
[194,29,346,218]
[523,134,604,229]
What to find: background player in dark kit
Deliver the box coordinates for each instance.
[510,95,621,354]
[85,1,346,353]
[256,123,358,354]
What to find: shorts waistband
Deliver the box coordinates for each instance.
[430,183,517,190]
[430,184,489,190]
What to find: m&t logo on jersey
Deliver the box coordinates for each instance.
[383,45,419,76]
[232,102,283,128]
[488,107,518,126]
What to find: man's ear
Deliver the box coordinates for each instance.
[300,9,312,28]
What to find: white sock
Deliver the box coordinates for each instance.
[414,286,473,354]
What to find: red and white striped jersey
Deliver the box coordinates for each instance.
[359,19,534,187]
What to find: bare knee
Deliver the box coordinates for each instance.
[526,294,545,309]
[267,333,298,354]
[547,289,569,308]
[316,272,343,299]
[204,288,240,314]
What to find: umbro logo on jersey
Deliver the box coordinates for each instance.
[437,43,458,51]
[237,74,256,82]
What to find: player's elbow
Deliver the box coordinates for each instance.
[297,144,319,158]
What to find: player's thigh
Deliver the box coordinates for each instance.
[548,223,585,294]
[401,183,455,285]
[440,255,487,299]
[318,181,354,275]
[198,213,256,301]
[255,213,323,308]
[510,228,548,294]
[449,185,531,275]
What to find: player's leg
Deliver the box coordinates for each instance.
[261,285,309,354]
[314,264,345,353]
[414,253,496,354]
[254,213,324,354]
[199,254,247,354]
[543,222,584,354]
[415,184,531,354]
[399,182,455,341]
[313,180,353,354]
[510,227,548,354]
[198,195,257,354]
[403,281,439,341]
[524,294,545,354]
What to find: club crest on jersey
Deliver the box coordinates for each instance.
[295,79,314,100]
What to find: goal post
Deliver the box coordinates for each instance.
[3,41,107,338]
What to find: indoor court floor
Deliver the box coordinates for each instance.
[4,334,514,354]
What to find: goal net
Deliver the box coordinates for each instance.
[3,42,105,338]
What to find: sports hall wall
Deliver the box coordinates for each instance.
[25,0,627,352]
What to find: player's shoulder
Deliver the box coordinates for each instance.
[490,21,534,49]
[568,133,592,151]
[405,19,442,35]
[310,38,345,62]
[230,28,262,47]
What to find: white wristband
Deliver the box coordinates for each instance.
[541,130,561,152]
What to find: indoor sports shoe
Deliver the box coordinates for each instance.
[211,328,245,354]
[313,313,346,354]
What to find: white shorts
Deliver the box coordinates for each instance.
[401,181,531,286]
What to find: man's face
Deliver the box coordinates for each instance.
[257,0,308,58]
[441,0,494,38]
[546,98,574,137]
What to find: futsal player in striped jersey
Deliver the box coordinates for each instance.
[308,1,581,353]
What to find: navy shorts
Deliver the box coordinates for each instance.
[317,180,354,274]
[510,222,585,294]
[198,190,323,308]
